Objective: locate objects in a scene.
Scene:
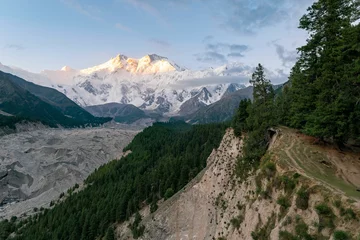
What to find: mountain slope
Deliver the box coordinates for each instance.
[6,72,107,124]
[85,103,149,124]
[183,86,253,124]
[0,71,110,127]
[118,128,360,240]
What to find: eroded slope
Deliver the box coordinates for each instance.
[118,128,360,240]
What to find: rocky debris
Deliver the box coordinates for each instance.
[0,127,138,219]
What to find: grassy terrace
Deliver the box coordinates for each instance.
[271,127,360,199]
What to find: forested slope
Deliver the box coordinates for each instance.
[0,121,227,240]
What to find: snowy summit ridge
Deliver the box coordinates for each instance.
[0,53,284,114]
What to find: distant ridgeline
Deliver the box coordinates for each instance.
[0,71,111,129]
[0,121,227,240]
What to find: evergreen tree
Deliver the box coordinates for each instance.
[247,63,275,132]
[235,63,276,174]
[288,0,359,143]
[105,226,115,240]
[232,98,251,136]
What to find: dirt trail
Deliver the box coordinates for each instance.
[283,135,344,195]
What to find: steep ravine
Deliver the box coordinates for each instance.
[117,128,360,240]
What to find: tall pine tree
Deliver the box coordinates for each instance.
[288,0,359,143]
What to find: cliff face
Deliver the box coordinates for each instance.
[117,128,360,240]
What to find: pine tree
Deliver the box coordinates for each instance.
[247,64,275,131]
[235,64,276,169]
[289,0,359,143]
[105,226,115,240]
[232,99,251,136]
[250,64,274,106]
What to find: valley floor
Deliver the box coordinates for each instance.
[0,126,138,219]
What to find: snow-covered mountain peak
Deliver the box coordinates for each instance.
[61,66,73,71]
[80,54,129,75]
[136,54,180,74]
[75,53,182,76]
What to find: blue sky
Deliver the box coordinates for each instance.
[1,0,315,74]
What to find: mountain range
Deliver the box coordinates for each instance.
[0,54,286,125]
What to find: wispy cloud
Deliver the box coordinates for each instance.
[209,0,316,34]
[272,42,298,67]
[115,23,133,32]
[206,43,249,55]
[195,36,249,63]
[227,52,244,58]
[171,65,288,88]
[61,0,103,21]
[202,35,214,43]
[4,44,24,51]
[149,38,171,48]
[194,52,227,64]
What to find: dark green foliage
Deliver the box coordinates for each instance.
[340,208,357,220]
[164,188,175,200]
[251,213,276,240]
[230,215,244,229]
[279,219,314,240]
[293,173,301,179]
[277,195,291,209]
[333,230,350,240]
[296,187,310,210]
[295,220,310,238]
[105,226,115,240]
[232,98,251,136]
[150,201,158,213]
[59,192,64,198]
[262,160,276,179]
[334,200,342,208]
[277,0,360,143]
[274,175,297,194]
[315,203,335,231]
[129,212,145,239]
[279,231,298,240]
[315,203,333,215]
[85,103,149,124]
[0,115,33,129]
[2,121,226,240]
[234,64,277,179]
[0,220,16,240]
